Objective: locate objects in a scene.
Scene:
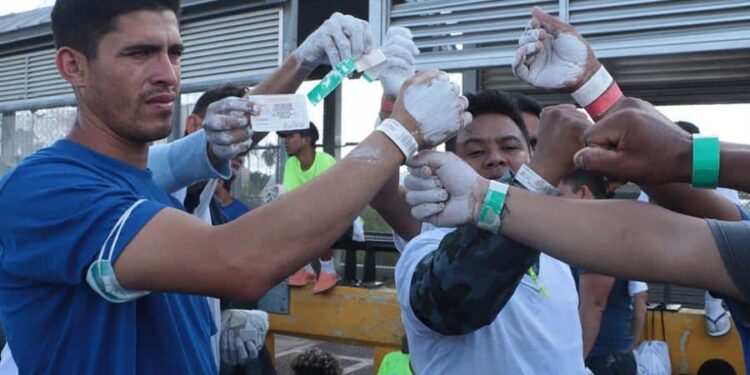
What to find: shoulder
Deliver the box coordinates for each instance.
[284,157,299,169]
[0,144,110,202]
[316,152,337,165]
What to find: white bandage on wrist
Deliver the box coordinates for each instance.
[515,164,560,196]
[376,118,418,162]
[571,66,613,107]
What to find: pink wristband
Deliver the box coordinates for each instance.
[584,83,622,118]
[381,97,395,113]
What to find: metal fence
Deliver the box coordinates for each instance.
[0,107,76,175]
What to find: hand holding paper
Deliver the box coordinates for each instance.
[203,97,257,160]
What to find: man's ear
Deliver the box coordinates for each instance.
[579,184,595,200]
[55,47,88,87]
[185,114,203,135]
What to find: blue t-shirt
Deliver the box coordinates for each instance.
[573,269,633,357]
[0,140,216,375]
[222,199,250,222]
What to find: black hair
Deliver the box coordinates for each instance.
[51,0,181,60]
[291,348,342,375]
[697,359,736,375]
[278,122,320,148]
[560,169,608,199]
[446,89,529,152]
[675,120,700,135]
[192,84,248,118]
[509,92,543,117]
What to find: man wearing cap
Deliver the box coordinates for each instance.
[278,123,339,293]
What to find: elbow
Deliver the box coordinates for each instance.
[223,274,273,302]
[216,249,279,302]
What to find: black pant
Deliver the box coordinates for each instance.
[586,351,637,375]
[219,346,277,375]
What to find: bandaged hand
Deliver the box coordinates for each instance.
[390,70,472,149]
[220,309,269,366]
[512,7,599,91]
[405,151,489,227]
[294,12,374,69]
[203,97,257,160]
[380,27,420,98]
[262,183,287,204]
[574,97,692,185]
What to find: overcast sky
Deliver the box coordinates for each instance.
[2,1,748,146]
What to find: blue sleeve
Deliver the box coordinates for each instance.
[147,129,231,193]
[0,166,165,285]
[738,205,749,221]
[409,226,539,335]
[221,199,250,222]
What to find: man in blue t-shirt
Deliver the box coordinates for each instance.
[559,171,638,374]
[0,1,470,373]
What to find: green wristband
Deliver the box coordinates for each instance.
[477,181,509,233]
[307,58,357,105]
[692,135,720,189]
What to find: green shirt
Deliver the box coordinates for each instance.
[377,352,413,375]
[282,151,337,191]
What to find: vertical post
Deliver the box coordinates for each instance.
[281,0,299,59]
[364,248,377,283]
[558,0,570,22]
[1,112,16,172]
[462,69,479,93]
[369,0,389,46]
[322,85,341,160]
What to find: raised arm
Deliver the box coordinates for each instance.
[402,101,749,300]
[401,105,589,335]
[368,26,423,241]
[114,70,471,301]
[148,129,231,193]
[512,7,743,225]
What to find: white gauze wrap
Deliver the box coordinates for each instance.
[403,74,470,146]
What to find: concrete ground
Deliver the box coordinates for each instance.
[273,334,374,375]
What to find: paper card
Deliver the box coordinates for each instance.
[246,94,309,132]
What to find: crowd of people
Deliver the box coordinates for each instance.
[0,1,748,374]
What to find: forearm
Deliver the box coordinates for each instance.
[217,133,404,296]
[371,171,421,241]
[631,295,647,348]
[379,94,396,120]
[410,226,539,335]
[719,142,750,192]
[148,130,231,193]
[250,54,311,96]
[642,183,741,221]
[499,188,741,299]
[120,132,403,301]
[579,307,603,358]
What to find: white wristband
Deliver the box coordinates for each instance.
[514,164,560,196]
[571,66,613,107]
[376,118,418,162]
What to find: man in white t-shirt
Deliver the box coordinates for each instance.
[373,88,588,374]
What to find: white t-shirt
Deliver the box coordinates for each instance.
[173,181,221,370]
[395,227,586,375]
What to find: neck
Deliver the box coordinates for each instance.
[298,146,316,170]
[66,108,150,169]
